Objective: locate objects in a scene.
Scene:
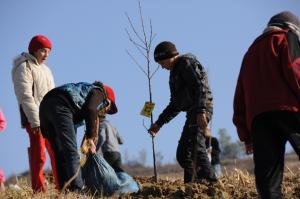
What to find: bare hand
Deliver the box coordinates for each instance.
[81,138,96,154]
[86,138,96,154]
[202,127,211,138]
[148,123,160,137]
[245,142,253,155]
[197,113,208,130]
[32,126,41,134]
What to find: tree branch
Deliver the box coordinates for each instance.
[126,49,148,76]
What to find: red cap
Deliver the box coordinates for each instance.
[28,35,52,54]
[103,85,118,114]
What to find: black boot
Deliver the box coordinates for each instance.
[184,168,194,183]
[197,168,217,182]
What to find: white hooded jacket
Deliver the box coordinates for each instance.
[12,52,55,128]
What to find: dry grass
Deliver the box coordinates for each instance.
[1,154,298,198]
[1,168,300,199]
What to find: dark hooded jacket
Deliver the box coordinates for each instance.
[156,53,213,126]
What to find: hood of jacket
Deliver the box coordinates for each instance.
[12,52,39,79]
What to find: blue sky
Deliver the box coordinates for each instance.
[0,0,299,177]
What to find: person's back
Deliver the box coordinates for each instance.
[40,82,117,191]
[234,29,300,135]
[97,118,124,172]
[233,11,300,198]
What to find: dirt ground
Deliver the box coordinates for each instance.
[1,170,300,199]
[2,155,300,199]
[120,169,300,199]
[129,173,257,199]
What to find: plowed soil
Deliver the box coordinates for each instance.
[2,169,300,198]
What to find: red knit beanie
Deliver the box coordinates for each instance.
[28,35,52,54]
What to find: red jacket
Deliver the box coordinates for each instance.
[233,29,300,143]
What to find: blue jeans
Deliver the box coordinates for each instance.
[40,97,83,191]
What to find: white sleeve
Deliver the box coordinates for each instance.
[12,63,40,127]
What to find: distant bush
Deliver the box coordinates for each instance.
[218,128,245,160]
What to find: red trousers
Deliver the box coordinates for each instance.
[25,124,59,192]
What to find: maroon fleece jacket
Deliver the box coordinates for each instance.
[233,29,300,143]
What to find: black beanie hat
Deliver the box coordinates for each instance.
[268,11,300,28]
[154,41,179,62]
